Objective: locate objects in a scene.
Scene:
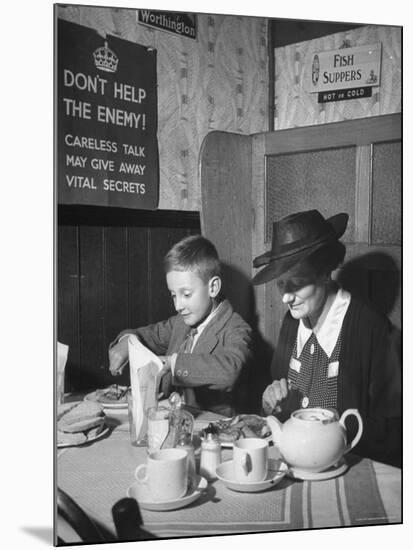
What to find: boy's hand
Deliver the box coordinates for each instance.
[108,338,129,376]
[157,356,172,399]
[157,356,173,399]
[262,378,289,415]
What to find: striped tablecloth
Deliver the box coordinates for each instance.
[56,411,401,540]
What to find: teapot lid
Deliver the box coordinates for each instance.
[293,408,338,424]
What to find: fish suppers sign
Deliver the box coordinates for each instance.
[57,19,159,209]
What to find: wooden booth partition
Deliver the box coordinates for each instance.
[199,132,254,323]
[58,206,201,392]
[199,131,273,412]
[199,114,401,404]
[252,113,402,347]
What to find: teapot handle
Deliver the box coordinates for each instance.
[339,409,363,452]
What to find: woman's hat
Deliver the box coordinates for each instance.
[252,209,348,285]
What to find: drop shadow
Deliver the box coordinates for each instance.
[20,526,53,545]
[337,249,402,373]
[337,251,400,320]
[221,262,274,415]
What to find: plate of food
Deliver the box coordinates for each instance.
[84,384,129,409]
[199,414,272,447]
[57,401,109,448]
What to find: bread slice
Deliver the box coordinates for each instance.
[60,416,105,434]
[57,402,78,421]
[58,400,105,433]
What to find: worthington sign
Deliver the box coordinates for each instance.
[137,10,197,39]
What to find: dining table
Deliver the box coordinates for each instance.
[56,396,402,544]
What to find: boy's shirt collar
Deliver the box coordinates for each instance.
[191,301,223,347]
[170,301,224,374]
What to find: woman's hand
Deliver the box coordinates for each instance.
[262,378,289,415]
[108,338,129,376]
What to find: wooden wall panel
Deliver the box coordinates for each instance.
[79,226,106,390]
[199,130,272,413]
[371,141,402,245]
[148,227,192,324]
[104,227,129,342]
[128,227,150,329]
[58,206,200,392]
[103,226,130,387]
[57,225,80,391]
[200,131,254,323]
[266,147,356,242]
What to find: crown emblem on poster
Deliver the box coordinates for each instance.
[93,41,118,73]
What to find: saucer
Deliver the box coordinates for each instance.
[287,458,348,481]
[57,424,110,448]
[216,458,288,492]
[127,476,207,511]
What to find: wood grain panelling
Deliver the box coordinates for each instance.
[200,131,253,323]
[58,206,200,392]
[265,147,356,243]
[104,226,129,380]
[57,225,80,390]
[371,141,402,245]
[79,225,106,390]
[354,145,372,243]
[148,227,193,323]
[199,131,273,412]
[128,227,150,330]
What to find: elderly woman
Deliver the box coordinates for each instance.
[253,210,401,466]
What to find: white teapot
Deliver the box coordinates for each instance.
[266,408,363,473]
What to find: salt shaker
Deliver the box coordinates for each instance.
[200,427,222,482]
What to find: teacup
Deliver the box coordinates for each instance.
[233,438,268,482]
[135,448,188,501]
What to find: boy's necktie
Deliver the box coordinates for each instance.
[180,328,198,407]
[181,328,198,353]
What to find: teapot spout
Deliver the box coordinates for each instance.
[266,415,283,447]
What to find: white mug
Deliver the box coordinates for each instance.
[135,448,188,501]
[233,438,268,482]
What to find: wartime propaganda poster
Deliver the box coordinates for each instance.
[57,18,159,208]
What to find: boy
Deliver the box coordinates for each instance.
[108,235,252,416]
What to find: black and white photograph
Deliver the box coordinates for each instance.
[3,0,408,548]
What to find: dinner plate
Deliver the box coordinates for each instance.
[127,476,207,511]
[57,424,110,448]
[216,458,288,492]
[287,458,348,481]
[197,416,272,449]
[84,389,128,409]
